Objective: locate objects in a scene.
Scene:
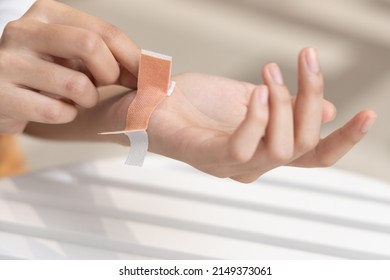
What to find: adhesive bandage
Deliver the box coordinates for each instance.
[101,50,175,166]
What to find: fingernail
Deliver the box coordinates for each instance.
[267,63,284,85]
[256,86,269,105]
[360,117,376,133]
[305,48,320,73]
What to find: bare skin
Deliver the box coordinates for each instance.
[0,1,376,182]
[25,48,376,183]
[0,0,139,133]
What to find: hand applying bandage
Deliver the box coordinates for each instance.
[0,0,140,134]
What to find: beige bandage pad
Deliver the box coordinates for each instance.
[102,50,174,166]
[125,50,172,130]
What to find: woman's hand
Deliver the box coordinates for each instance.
[147,48,376,182]
[0,0,139,134]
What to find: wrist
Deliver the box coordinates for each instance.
[96,87,136,145]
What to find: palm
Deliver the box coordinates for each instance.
[148,73,253,165]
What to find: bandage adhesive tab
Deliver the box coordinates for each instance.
[100,50,175,166]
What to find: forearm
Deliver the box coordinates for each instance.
[24,86,134,145]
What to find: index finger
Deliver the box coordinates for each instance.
[25,0,140,78]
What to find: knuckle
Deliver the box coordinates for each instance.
[78,32,103,55]
[2,19,38,46]
[3,20,19,32]
[64,73,97,107]
[104,71,119,85]
[249,107,267,124]
[65,73,89,94]
[98,64,120,86]
[2,20,22,40]
[38,101,64,123]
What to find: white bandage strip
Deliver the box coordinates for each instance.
[124,130,149,166]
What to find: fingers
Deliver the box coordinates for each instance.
[293,47,324,156]
[208,52,360,184]
[23,21,119,85]
[3,18,120,86]
[0,86,78,125]
[117,64,138,89]
[190,85,269,175]
[164,48,372,184]
[229,51,326,183]
[291,96,336,123]
[230,63,294,182]
[227,86,269,162]
[0,0,141,133]
[262,63,294,162]
[26,0,141,77]
[10,54,99,108]
[322,99,336,123]
[290,110,377,167]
